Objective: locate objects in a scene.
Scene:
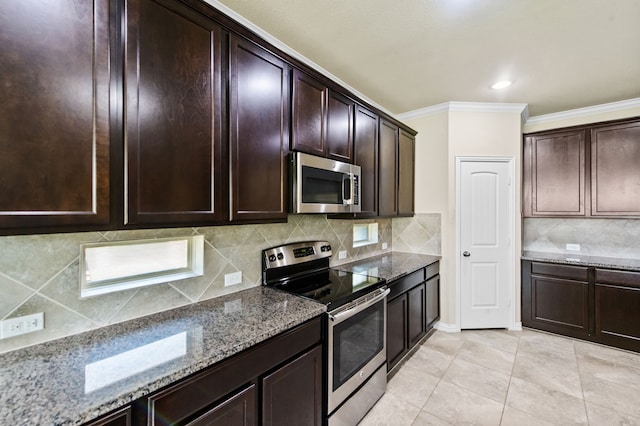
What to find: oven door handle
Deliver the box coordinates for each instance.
[329,288,390,324]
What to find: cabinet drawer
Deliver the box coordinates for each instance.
[388,269,425,299]
[425,262,439,280]
[595,269,640,288]
[531,262,589,281]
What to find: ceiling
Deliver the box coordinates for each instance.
[213,0,640,117]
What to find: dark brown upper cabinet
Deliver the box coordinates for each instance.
[291,69,354,162]
[591,121,640,216]
[125,0,226,225]
[523,130,587,217]
[0,0,111,231]
[353,106,379,216]
[229,35,290,222]
[378,119,399,217]
[370,118,416,218]
[398,128,416,217]
[523,118,640,218]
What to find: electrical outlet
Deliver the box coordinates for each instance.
[566,243,581,251]
[1,313,44,339]
[338,250,347,260]
[382,242,388,250]
[224,271,242,287]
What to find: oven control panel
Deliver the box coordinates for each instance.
[262,241,332,269]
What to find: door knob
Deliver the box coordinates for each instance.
[463,251,471,257]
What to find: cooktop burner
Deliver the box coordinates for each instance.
[262,241,386,310]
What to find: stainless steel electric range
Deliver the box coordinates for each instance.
[262,241,389,426]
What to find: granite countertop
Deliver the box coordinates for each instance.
[0,287,325,425]
[522,250,640,272]
[335,251,441,282]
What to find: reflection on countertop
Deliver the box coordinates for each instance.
[522,250,640,271]
[0,287,325,425]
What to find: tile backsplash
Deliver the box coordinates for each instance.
[523,218,640,258]
[0,213,441,354]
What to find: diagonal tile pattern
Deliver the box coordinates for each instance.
[360,328,640,426]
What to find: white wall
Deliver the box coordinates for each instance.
[403,103,525,329]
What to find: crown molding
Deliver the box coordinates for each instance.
[397,102,529,120]
[525,98,640,125]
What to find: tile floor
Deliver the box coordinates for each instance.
[360,328,640,425]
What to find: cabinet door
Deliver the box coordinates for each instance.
[379,119,399,217]
[0,0,111,230]
[386,294,407,371]
[594,269,640,352]
[262,346,322,426]
[591,121,640,216]
[291,69,325,156]
[425,274,440,330]
[398,129,415,216]
[187,384,257,426]
[326,90,354,162]
[522,261,590,339]
[230,35,289,221]
[523,131,586,216]
[353,106,379,216]
[407,283,426,347]
[84,406,131,426]
[125,0,225,225]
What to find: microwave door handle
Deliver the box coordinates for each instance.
[342,174,353,205]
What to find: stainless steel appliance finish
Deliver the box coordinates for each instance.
[292,152,361,214]
[262,241,387,424]
[327,286,389,414]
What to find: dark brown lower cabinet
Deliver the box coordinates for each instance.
[425,273,440,330]
[387,293,408,369]
[262,346,322,426]
[83,406,131,426]
[387,262,440,372]
[522,261,590,339]
[407,284,426,348]
[522,260,640,353]
[188,384,256,426]
[594,269,640,352]
[87,317,322,426]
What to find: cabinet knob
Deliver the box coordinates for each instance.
[463,251,471,257]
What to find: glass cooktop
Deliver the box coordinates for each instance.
[272,268,385,310]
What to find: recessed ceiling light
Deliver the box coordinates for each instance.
[491,80,512,90]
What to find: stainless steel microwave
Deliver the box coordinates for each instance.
[292,152,361,214]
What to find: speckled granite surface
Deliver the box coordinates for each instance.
[335,251,441,282]
[0,287,325,425]
[522,250,640,272]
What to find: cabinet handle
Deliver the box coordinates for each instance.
[463,251,471,257]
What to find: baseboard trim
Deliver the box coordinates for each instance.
[509,322,523,331]
[434,322,460,333]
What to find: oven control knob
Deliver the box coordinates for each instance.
[277,253,284,260]
[268,254,276,262]
[322,245,331,252]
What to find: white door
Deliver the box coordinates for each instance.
[459,159,513,329]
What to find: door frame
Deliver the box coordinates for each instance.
[455,156,518,330]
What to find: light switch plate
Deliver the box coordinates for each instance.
[224,271,242,287]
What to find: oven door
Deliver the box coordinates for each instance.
[327,287,389,414]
